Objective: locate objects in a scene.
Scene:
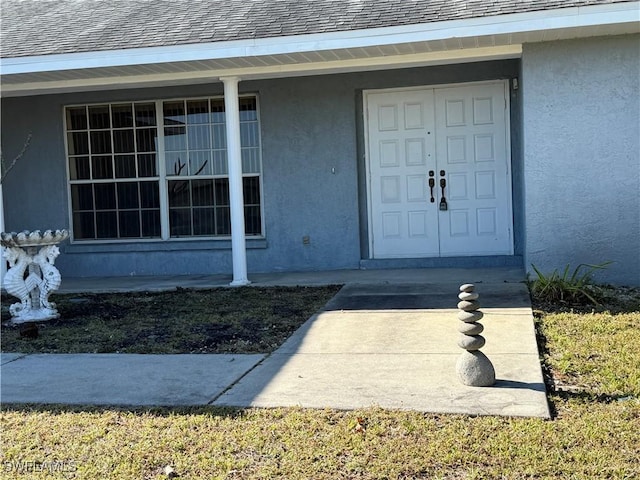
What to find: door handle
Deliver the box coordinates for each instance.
[439,174,448,211]
[428,171,435,203]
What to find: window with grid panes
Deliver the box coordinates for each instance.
[65,97,262,240]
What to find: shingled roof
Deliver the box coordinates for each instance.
[1,0,635,58]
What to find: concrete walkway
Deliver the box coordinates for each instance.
[0,267,550,418]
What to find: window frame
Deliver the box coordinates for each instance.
[63,94,265,244]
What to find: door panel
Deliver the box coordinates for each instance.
[368,90,438,258]
[435,82,512,255]
[366,81,513,259]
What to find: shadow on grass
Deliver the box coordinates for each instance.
[4,389,634,421]
[0,402,250,419]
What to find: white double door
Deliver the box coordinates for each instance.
[366,81,513,258]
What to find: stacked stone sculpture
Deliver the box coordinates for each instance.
[455,283,495,386]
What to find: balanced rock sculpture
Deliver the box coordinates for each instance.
[455,283,495,386]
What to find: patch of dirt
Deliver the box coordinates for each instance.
[60,299,131,321]
[531,285,640,315]
[0,285,342,354]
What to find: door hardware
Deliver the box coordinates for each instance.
[439,178,448,211]
[440,170,445,177]
[428,171,435,203]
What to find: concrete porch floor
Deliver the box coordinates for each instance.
[1,267,550,417]
[54,266,526,293]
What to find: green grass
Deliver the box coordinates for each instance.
[1,400,638,479]
[538,311,640,398]
[1,285,639,479]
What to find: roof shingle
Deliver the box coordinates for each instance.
[0,0,635,58]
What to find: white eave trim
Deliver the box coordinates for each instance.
[0,45,523,96]
[2,2,638,75]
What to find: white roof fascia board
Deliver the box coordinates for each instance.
[1,2,638,75]
[0,45,522,97]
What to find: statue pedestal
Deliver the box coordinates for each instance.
[1,230,69,325]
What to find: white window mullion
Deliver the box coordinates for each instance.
[254,95,265,238]
[156,100,170,240]
[87,106,98,239]
[108,105,121,239]
[63,107,75,242]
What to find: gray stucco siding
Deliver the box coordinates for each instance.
[2,60,520,277]
[257,75,361,272]
[1,97,69,230]
[522,34,640,286]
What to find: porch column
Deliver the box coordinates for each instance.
[221,76,250,286]
[0,183,5,285]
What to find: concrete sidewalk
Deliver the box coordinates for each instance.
[1,268,550,418]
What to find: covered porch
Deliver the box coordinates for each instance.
[1,1,638,286]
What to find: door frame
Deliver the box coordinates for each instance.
[363,79,514,259]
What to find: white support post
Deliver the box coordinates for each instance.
[0,182,5,287]
[221,76,250,286]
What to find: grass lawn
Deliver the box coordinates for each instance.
[1,285,639,479]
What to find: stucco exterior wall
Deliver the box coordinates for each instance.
[522,34,640,286]
[1,60,519,277]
